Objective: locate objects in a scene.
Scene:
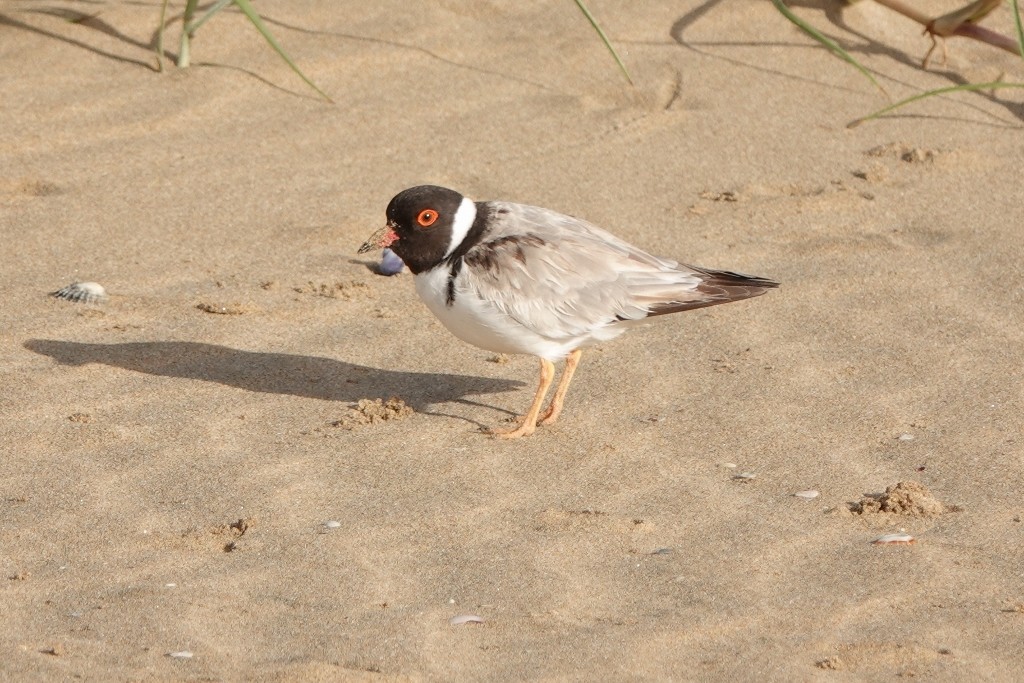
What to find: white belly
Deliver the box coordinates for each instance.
[414,267,586,360]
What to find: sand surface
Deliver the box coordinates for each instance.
[3,1,1024,680]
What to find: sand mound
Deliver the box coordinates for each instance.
[849,481,952,516]
[332,397,414,429]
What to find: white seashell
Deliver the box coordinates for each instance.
[872,533,915,545]
[794,490,820,500]
[51,281,107,304]
[379,248,405,275]
[897,433,915,441]
[449,614,485,626]
[167,651,193,659]
[324,520,341,529]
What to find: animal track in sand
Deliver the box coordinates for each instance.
[212,517,254,553]
[866,142,941,164]
[196,302,249,315]
[172,517,256,553]
[293,280,372,301]
[0,177,63,204]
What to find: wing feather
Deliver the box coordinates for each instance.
[460,202,777,342]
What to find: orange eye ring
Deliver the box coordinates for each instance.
[416,209,438,227]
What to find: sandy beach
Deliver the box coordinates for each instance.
[2,0,1023,679]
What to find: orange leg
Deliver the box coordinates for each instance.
[539,349,582,425]
[490,358,555,439]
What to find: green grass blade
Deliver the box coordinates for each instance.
[571,0,633,85]
[231,0,333,102]
[178,0,201,67]
[849,81,1024,127]
[182,0,201,32]
[770,0,888,98]
[186,0,232,35]
[156,0,170,71]
[1012,0,1024,61]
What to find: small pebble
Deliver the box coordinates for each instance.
[449,614,485,626]
[872,533,915,545]
[51,281,107,304]
[722,462,737,469]
[324,520,341,529]
[379,248,405,275]
[794,490,820,500]
[897,433,915,441]
[167,651,193,659]
[732,472,756,481]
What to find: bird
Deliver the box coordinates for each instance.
[358,185,778,438]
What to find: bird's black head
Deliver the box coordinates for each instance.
[384,185,467,274]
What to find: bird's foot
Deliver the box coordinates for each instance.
[488,416,538,439]
[537,402,562,426]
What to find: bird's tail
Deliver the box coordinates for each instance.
[645,266,779,317]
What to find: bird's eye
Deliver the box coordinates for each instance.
[416,209,438,227]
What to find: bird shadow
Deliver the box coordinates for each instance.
[24,340,523,413]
